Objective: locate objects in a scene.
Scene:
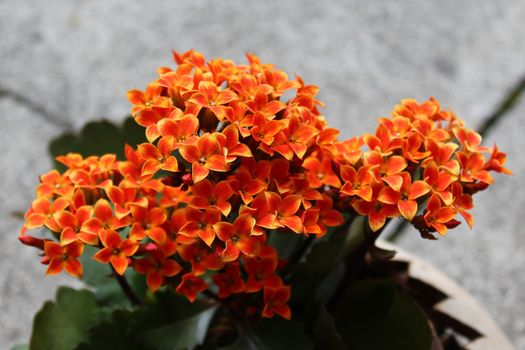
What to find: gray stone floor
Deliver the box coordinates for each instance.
[1,0,524,348]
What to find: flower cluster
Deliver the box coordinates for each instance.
[340,98,511,236]
[20,50,509,320]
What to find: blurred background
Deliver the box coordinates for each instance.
[1,0,524,348]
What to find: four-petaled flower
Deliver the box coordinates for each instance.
[93,229,139,275]
[44,241,84,278]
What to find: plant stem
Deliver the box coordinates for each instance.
[112,266,143,306]
[280,235,315,277]
[327,219,389,310]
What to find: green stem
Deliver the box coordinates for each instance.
[112,266,143,306]
[327,219,389,310]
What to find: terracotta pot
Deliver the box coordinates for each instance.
[379,240,513,350]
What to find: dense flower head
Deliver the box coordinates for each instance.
[20,49,510,319]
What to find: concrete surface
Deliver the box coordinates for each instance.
[0,0,524,348]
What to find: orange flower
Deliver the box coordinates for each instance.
[134,243,181,292]
[24,197,68,232]
[178,242,224,276]
[214,214,260,262]
[453,127,491,153]
[229,165,268,205]
[378,172,431,221]
[245,89,286,118]
[244,246,279,293]
[262,282,291,320]
[219,124,253,161]
[212,263,246,298]
[484,144,511,175]
[364,151,407,189]
[340,165,374,201]
[451,183,474,229]
[423,162,455,205]
[176,273,208,303]
[302,155,341,189]
[230,74,273,100]
[272,117,319,160]
[315,195,345,235]
[457,152,493,184]
[81,199,127,245]
[424,139,460,176]
[137,137,179,176]
[128,204,168,240]
[127,83,171,116]
[249,113,285,149]
[249,192,303,233]
[105,184,148,219]
[187,81,238,121]
[157,113,199,146]
[93,229,139,275]
[189,179,234,216]
[179,133,229,183]
[44,241,84,278]
[36,170,72,198]
[423,195,457,236]
[352,182,399,232]
[179,207,222,247]
[54,206,93,246]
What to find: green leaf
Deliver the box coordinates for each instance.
[29,287,101,350]
[313,305,347,350]
[224,318,314,350]
[77,291,218,350]
[76,310,139,350]
[290,218,363,309]
[133,291,218,350]
[138,305,218,350]
[49,117,146,170]
[332,279,433,350]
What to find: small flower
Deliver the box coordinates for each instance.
[214,214,260,262]
[179,133,229,183]
[262,282,291,320]
[176,273,208,303]
[93,229,139,275]
[44,241,84,278]
[212,263,246,298]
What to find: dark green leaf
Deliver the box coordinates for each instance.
[291,218,365,308]
[131,290,217,349]
[313,305,347,350]
[223,318,314,350]
[76,310,140,350]
[49,117,146,170]
[332,279,433,350]
[29,287,101,350]
[138,305,218,350]
[77,291,218,350]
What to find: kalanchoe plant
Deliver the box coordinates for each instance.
[18,50,510,350]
